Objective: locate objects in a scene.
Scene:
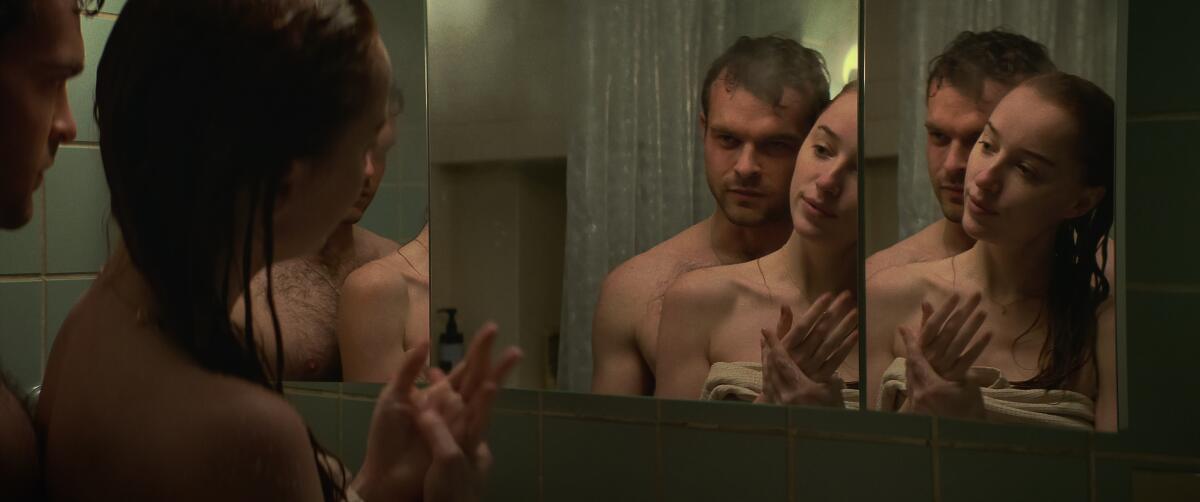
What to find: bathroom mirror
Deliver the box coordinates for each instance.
[427,0,861,405]
[862,0,1121,431]
[272,0,429,383]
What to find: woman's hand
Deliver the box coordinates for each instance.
[900,292,992,420]
[352,340,436,502]
[420,323,522,502]
[755,292,858,407]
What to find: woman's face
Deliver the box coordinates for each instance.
[789,91,858,246]
[273,38,391,260]
[962,85,1102,245]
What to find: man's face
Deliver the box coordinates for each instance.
[702,74,812,228]
[924,79,1010,223]
[0,0,84,229]
[344,113,396,224]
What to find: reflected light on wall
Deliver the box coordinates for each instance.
[842,43,858,85]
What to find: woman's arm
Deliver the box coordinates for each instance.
[339,262,411,382]
[654,275,719,400]
[1093,298,1117,432]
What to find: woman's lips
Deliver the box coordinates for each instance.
[801,194,836,218]
[967,192,998,215]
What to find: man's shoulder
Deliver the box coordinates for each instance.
[354,225,402,261]
[661,264,744,313]
[865,224,946,279]
[866,258,941,306]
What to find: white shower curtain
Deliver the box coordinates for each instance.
[894,0,1118,237]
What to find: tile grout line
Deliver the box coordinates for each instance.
[0,273,99,283]
[1127,111,1200,122]
[537,391,544,502]
[655,398,664,502]
[786,407,795,502]
[931,418,942,502]
[1088,433,1097,502]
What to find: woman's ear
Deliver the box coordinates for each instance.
[1066,185,1106,219]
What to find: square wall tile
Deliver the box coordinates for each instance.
[794,438,932,501]
[1124,290,1200,456]
[0,187,43,275]
[936,418,1089,454]
[1125,120,1200,285]
[359,184,401,243]
[494,388,540,412]
[0,281,44,391]
[1127,3,1200,115]
[341,383,382,398]
[45,148,111,274]
[286,393,341,457]
[69,17,115,143]
[794,406,930,440]
[341,397,375,475]
[542,390,655,421]
[45,278,93,351]
[543,416,656,502]
[483,410,539,502]
[939,448,1088,502]
[398,184,428,241]
[1097,458,1133,502]
[1132,470,1200,501]
[660,397,787,429]
[661,426,787,502]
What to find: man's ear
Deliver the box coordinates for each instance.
[699,111,707,133]
[1066,185,1106,219]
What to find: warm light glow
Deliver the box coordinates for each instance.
[842,44,858,85]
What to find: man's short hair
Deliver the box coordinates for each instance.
[926,29,1056,101]
[701,35,830,126]
[0,0,104,42]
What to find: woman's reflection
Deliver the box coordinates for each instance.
[655,81,859,405]
[867,73,1116,431]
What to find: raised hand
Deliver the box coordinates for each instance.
[755,291,858,407]
[352,340,437,502]
[900,292,993,419]
[420,323,522,502]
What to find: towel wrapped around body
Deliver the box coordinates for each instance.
[877,357,1095,430]
[700,361,860,410]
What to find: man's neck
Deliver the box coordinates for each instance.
[707,211,792,265]
[777,231,857,299]
[316,223,357,269]
[936,218,976,257]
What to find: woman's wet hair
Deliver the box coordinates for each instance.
[1011,72,1114,391]
[95,0,382,499]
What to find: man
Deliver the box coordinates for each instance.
[232,86,405,380]
[591,36,831,395]
[865,30,1056,278]
[0,0,100,497]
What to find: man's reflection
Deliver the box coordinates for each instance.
[591,36,831,396]
[230,84,405,380]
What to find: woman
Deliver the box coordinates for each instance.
[655,81,859,405]
[35,1,518,500]
[866,72,1115,431]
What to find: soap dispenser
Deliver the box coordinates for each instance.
[437,308,464,372]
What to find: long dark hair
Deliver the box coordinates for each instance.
[1012,72,1114,391]
[95,1,381,499]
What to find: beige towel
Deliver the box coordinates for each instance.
[877,357,1095,430]
[700,361,860,410]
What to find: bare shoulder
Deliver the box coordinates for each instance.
[354,225,402,261]
[661,264,742,312]
[173,378,324,500]
[343,256,409,300]
[599,222,715,305]
[867,259,945,311]
[866,230,938,280]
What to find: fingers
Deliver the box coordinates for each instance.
[808,307,858,375]
[815,329,858,382]
[929,292,981,362]
[947,331,993,381]
[383,339,430,405]
[920,293,961,350]
[415,409,468,464]
[454,323,498,402]
[935,309,987,372]
[787,293,834,350]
